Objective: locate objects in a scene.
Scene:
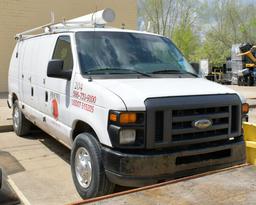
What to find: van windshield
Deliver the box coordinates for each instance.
[76,31,197,76]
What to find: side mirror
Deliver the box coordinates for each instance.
[47,59,72,80]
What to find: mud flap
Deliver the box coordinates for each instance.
[0,168,20,205]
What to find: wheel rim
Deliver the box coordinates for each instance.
[13,106,19,129]
[75,147,92,188]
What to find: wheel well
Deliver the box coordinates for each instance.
[72,121,98,141]
[12,93,18,104]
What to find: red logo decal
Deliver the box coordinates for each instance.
[52,99,59,119]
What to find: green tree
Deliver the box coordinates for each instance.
[172,23,200,61]
[139,0,201,60]
[192,34,230,66]
[195,0,256,66]
[139,0,256,66]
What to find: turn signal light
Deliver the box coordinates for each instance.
[109,112,137,124]
[120,113,137,124]
[109,113,117,122]
[242,103,249,114]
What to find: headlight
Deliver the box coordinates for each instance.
[108,111,145,148]
[119,129,136,144]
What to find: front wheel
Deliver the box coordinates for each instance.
[71,133,115,199]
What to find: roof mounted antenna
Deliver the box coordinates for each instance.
[50,11,55,24]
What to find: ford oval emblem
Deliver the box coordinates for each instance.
[193,119,212,129]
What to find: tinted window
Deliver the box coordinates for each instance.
[53,36,73,71]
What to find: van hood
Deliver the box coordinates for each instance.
[94,78,242,110]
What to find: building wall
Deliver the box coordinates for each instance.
[0,0,137,92]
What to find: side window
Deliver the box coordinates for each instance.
[52,36,73,71]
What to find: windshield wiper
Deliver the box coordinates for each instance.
[85,68,152,77]
[150,69,198,77]
[180,71,199,77]
[150,69,182,74]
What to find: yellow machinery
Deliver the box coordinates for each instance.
[237,44,256,86]
[243,122,256,165]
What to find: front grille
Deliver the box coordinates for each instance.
[171,106,229,143]
[145,95,242,149]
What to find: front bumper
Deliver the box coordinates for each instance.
[102,140,245,187]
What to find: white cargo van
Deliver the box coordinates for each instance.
[8,9,248,199]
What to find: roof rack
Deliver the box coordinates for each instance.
[15,8,116,40]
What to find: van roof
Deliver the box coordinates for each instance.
[17,27,164,41]
[59,27,162,36]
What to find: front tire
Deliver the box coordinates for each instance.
[12,101,32,136]
[71,133,115,199]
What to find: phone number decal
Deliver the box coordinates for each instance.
[72,82,96,113]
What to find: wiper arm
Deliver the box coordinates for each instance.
[150,69,198,77]
[180,70,199,77]
[124,69,152,77]
[85,68,152,77]
[150,69,182,74]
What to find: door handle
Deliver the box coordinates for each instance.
[31,87,34,97]
[45,91,48,102]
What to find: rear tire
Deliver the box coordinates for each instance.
[71,133,115,199]
[12,101,32,136]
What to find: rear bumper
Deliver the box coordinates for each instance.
[102,140,245,187]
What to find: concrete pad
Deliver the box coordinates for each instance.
[0,131,81,204]
[86,166,256,205]
[0,168,20,205]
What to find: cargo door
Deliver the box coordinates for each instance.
[20,40,37,108]
[33,36,56,114]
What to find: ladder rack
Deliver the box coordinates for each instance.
[15,8,116,40]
